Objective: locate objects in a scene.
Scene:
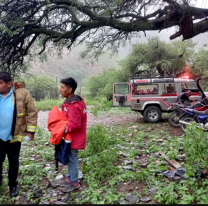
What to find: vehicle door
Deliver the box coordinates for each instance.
[180,82,202,102]
[161,83,178,106]
[112,83,131,107]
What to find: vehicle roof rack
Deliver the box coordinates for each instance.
[130,74,175,83]
[130,74,175,79]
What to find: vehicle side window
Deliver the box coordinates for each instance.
[132,84,158,95]
[162,83,176,94]
[181,82,198,92]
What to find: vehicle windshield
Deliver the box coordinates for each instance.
[114,84,129,94]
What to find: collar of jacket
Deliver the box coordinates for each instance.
[65,94,82,104]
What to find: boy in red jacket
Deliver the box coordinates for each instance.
[59,77,87,192]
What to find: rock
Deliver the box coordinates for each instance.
[61,195,71,203]
[178,147,183,151]
[78,170,84,180]
[172,176,182,183]
[55,201,67,204]
[141,163,148,167]
[49,179,66,187]
[125,194,139,203]
[135,156,140,159]
[43,202,50,204]
[53,193,58,197]
[55,174,64,180]
[127,134,133,137]
[140,197,151,202]
[119,200,131,204]
[122,153,129,157]
[153,152,159,158]
[76,194,85,199]
[176,154,186,160]
[148,186,157,195]
[32,187,43,198]
[30,158,35,161]
[45,142,49,146]
[45,167,52,171]
[15,196,20,201]
[46,188,55,194]
[155,160,160,165]
[123,160,132,164]
[123,166,132,170]
[135,187,139,190]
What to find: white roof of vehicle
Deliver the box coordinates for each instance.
[130,78,195,83]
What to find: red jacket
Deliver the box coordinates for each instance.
[48,105,72,145]
[62,95,87,150]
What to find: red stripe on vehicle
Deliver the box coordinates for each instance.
[161,94,177,96]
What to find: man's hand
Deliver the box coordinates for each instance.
[26,133,35,141]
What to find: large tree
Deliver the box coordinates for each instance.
[0,0,208,75]
[119,36,196,77]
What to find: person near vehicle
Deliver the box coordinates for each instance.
[59,77,87,193]
[175,90,193,105]
[0,71,38,197]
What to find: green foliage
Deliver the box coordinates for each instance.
[190,49,208,90]
[183,123,208,175]
[34,98,64,111]
[85,68,126,101]
[24,75,58,101]
[81,124,118,157]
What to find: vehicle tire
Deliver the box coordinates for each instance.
[143,106,162,123]
[168,111,181,127]
[179,117,196,133]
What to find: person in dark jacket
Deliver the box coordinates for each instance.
[176,90,193,105]
[59,77,87,193]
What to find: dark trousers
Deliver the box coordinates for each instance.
[0,139,21,188]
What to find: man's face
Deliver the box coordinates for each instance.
[0,79,11,94]
[60,83,72,98]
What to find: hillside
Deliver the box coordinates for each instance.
[28,46,120,83]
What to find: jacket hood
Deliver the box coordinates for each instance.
[65,94,82,104]
[13,81,26,90]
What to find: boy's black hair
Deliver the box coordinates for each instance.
[0,71,12,83]
[60,77,77,93]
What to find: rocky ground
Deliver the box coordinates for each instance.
[4,107,184,205]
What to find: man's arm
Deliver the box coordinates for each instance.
[25,91,38,141]
[65,106,82,133]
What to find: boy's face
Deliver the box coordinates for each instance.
[60,83,73,98]
[0,79,11,94]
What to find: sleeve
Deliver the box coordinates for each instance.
[25,91,38,134]
[66,105,82,133]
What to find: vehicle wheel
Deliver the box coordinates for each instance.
[180,117,196,133]
[143,106,162,123]
[168,111,181,127]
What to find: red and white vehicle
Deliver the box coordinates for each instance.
[112,74,205,123]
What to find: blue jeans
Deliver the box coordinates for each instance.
[66,149,79,183]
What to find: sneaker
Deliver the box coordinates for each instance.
[10,186,19,197]
[61,181,80,193]
[60,177,70,186]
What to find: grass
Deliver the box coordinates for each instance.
[1,105,208,204]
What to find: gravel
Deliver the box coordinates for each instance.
[37,107,138,130]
